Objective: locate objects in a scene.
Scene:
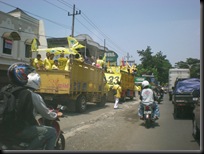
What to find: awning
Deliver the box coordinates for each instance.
[25,38,40,45]
[2,32,21,40]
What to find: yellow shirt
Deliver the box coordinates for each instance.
[58,57,67,70]
[113,84,122,98]
[33,58,44,70]
[44,58,51,70]
[49,59,54,68]
[96,59,105,68]
[52,64,59,70]
[64,59,71,71]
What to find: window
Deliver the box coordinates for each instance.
[3,39,13,55]
[25,44,32,58]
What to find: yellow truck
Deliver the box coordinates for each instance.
[36,59,108,113]
[105,66,135,102]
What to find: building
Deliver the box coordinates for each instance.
[0,8,47,87]
[47,34,118,65]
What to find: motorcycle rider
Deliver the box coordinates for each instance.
[6,62,62,150]
[138,80,160,120]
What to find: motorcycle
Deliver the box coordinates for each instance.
[142,104,155,128]
[154,88,163,104]
[0,105,66,150]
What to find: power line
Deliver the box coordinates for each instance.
[0,1,72,32]
[56,0,128,56]
[0,0,130,59]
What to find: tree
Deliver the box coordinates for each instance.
[136,46,172,85]
[175,58,200,78]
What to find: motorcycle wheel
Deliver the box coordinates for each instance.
[145,118,151,128]
[55,133,65,150]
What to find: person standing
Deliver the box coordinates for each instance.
[44,52,51,70]
[33,54,45,70]
[96,55,105,69]
[112,80,122,109]
[52,60,59,70]
[58,53,68,70]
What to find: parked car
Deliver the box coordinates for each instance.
[192,89,200,141]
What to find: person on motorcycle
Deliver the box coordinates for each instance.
[6,62,62,150]
[138,80,160,120]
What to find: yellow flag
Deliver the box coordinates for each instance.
[67,36,79,48]
[31,38,38,51]
[74,44,85,49]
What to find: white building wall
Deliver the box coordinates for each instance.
[0,9,47,70]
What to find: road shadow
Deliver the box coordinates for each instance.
[172,113,193,120]
[139,121,160,129]
[62,103,111,117]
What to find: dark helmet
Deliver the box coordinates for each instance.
[7,62,35,86]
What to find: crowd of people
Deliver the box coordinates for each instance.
[31,52,85,71]
[31,52,137,75]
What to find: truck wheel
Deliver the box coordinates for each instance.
[76,95,87,113]
[174,106,179,119]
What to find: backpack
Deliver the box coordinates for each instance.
[0,84,24,135]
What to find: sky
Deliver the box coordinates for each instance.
[0,0,200,66]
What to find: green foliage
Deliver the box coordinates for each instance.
[175,58,200,78]
[136,47,200,84]
[136,46,172,85]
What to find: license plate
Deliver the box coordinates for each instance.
[144,111,152,114]
[176,100,184,102]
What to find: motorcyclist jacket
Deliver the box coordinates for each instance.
[28,89,57,120]
[140,88,155,105]
[12,88,57,134]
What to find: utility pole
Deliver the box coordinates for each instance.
[125,52,135,65]
[68,4,81,37]
[126,52,131,61]
[104,39,106,52]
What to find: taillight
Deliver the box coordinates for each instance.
[145,106,150,110]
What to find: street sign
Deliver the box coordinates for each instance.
[106,51,118,62]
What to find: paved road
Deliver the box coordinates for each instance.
[58,94,201,152]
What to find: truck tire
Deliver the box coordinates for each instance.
[97,95,106,107]
[76,95,87,113]
[174,105,179,119]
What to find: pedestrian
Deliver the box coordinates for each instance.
[112,80,122,109]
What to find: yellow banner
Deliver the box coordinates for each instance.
[105,73,121,85]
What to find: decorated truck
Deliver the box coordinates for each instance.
[36,59,108,113]
[105,66,135,102]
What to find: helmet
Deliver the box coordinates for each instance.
[26,72,41,90]
[142,80,150,88]
[7,62,35,86]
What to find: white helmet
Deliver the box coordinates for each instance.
[26,72,41,90]
[142,80,149,88]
